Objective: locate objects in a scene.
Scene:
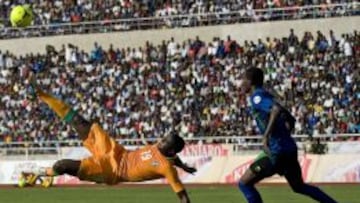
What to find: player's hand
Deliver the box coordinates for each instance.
[183,165,197,174]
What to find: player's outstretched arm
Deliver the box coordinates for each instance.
[177,190,191,203]
[173,156,197,174]
[164,165,191,203]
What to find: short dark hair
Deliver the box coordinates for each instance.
[173,134,185,153]
[167,132,185,153]
[245,67,264,87]
[159,131,186,157]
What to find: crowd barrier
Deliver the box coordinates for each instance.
[1,16,359,56]
[1,143,359,184]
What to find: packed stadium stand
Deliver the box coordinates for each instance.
[0,28,359,146]
[0,1,359,39]
[0,2,358,146]
[0,2,359,199]
[0,0,357,25]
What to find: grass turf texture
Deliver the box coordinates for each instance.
[0,184,357,203]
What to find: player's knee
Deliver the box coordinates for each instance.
[53,159,80,176]
[53,160,68,175]
[238,181,245,190]
[238,180,252,190]
[290,183,305,194]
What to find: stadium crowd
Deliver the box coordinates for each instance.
[0,1,359,39]
[0,29,359,146]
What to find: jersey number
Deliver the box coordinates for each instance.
[141,151,153,161]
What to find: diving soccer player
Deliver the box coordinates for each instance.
[22,75,195,203]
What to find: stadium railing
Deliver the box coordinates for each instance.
[0,134,359,159]
[0,3,359,39]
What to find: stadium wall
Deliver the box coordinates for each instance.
[0,16,359,56]
[1,144,360,185]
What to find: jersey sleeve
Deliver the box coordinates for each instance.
[163,165,185,193]
[251,92,274,113]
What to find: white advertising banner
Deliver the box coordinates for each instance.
[1,144,360,185]
[0,161,55,184]
[219,155,318,183]
[327,142,360,154]
[312,154,360,183]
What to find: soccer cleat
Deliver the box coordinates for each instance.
[26,173,39,186]
[20,172,39,187]
[18,173,27,188]
[41,176,54,188]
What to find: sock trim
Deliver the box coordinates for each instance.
[63,109,77,123]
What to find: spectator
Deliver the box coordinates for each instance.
[0,1,357,39]
[0,29,359,146]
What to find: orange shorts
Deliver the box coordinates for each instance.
[77,123,126,184]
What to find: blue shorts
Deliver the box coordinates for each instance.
[250,150,300,178]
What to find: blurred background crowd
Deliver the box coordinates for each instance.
[0,29,359,146]
[0,1,359,39]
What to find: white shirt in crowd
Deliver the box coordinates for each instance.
[167,41,177,56]
[344,41,353,56]
[65,46,73,63]
[0,53,3,68]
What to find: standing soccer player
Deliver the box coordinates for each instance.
[238,67,337,203]
[22,75,195,203]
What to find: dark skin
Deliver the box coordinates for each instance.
[173,156,197,174]
[150,134,197,174]
[176,190,191,203]
[157,136,192,203]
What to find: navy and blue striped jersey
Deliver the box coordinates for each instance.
[249,87,297,154]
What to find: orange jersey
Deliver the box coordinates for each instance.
[79,123,184,193]
[119,145,184,193]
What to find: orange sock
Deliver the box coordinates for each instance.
[37,90,71,119]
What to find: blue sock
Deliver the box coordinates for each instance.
[295,184,337,203]
[238,181,263,203]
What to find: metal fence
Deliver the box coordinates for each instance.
[1,3,359,40]
[0,133,359,160]
[1,133,359,148]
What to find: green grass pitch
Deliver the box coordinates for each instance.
[0,184,357,203]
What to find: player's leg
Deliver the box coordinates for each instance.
[238,151,276,203]
[19,159,79,187]
[49,158,105,184]
[51,159,81,176]
[30,76,91,140]
[37,159,80,187]
[34,87,124,183]
[239,169,264,203]
[20,159,103,187]
[284,152,337,203]
[30,76,124,157]
[29,76,123,185]
[34,159,100,178]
